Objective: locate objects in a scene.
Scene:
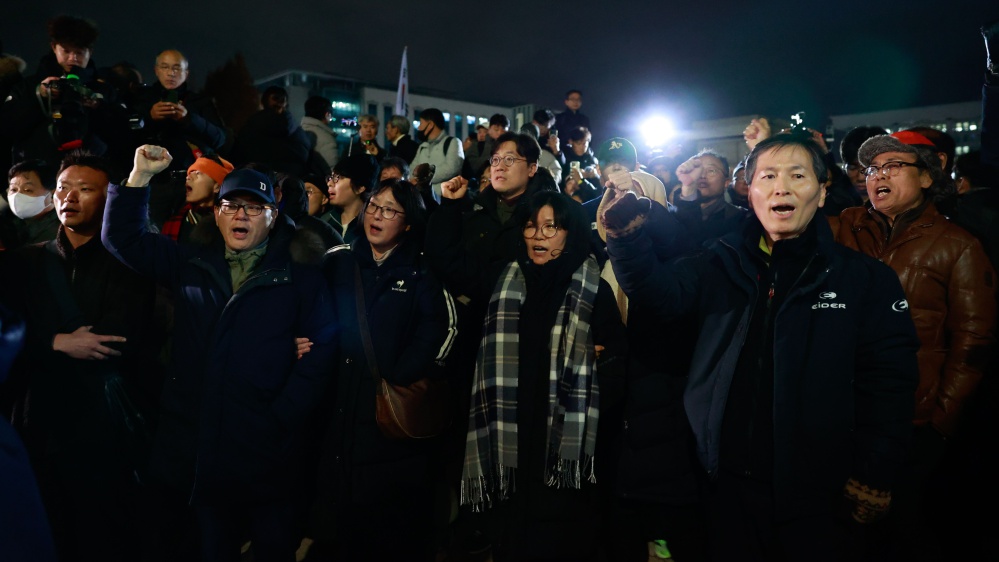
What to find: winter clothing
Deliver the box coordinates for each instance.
[131,82,226,173]
[607,204,920,526]
[387,133,419,164]
[231,108,311,176]
[412,133,464,202]
[313,234,456,561]
[836,202,997,437]
[101,183,338,503]
[0,226,161,562]
[301,116,339,170]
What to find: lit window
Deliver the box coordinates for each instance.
[443,112,451,122]
[413,120,420,130]
[970,123,978,131]
[467,115,476,125]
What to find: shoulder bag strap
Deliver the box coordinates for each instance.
[353,264,382,384]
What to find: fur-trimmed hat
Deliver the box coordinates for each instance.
[857,131,938,170]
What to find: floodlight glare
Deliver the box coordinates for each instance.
[641,116,676,148]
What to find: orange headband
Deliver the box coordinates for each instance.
[187,157,234,186]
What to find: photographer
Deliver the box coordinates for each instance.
[0,15,129,172]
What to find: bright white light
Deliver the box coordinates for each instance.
[641,116,676,148]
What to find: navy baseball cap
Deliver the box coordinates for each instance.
[217,169,275,205]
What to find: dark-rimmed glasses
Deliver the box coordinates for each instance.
[863,161,925,179]
[219,201,270,216]
[523,223,559,239]
[365,202,405,220]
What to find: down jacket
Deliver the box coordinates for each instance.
[836,202,997,436]
[102,184,338,503]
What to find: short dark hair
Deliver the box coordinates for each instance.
[745,134,827,187]
[565,89,582,99]
[333,155,377,193]
[840,126,887,165]
[261,85,287,101]
[378,157,410,181]
[567,126,591,143]
[522,190,589,257]
[953,150,994,189]
[694,149,730,177]
[491,132,541,165]
[57,150,113,182]
[304,96,331,120]
[489,113,510,129]
[47,15,99,50]
[419,108,445,130]
[9,159,56,190]
[276,173,308,219]
[370,179,427,237]
[533,108,555,126]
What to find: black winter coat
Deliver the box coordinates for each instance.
[131,82,226,173]
[608,205,920,521]
[102,184,338,503]
[316,235,457,505]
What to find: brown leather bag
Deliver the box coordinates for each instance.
[354,267,451,440]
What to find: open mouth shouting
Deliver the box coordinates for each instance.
[872,185,891,201]
[771,203,796,217]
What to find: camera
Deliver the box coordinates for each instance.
[49,75,103,104]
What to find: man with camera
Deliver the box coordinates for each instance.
[0,15,129,172]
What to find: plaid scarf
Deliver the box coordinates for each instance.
[461,256,602,510]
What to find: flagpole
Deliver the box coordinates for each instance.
[394,46,409,119]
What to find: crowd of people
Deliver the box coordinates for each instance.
[1,13,998,562]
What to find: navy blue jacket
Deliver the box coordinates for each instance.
[607,204,920,520]
[317,235,457,504]
[102,184,338,503]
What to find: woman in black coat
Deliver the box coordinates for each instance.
[309,179,458,562]
[460,191,627,561]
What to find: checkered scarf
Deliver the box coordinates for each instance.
[460,257,602,510]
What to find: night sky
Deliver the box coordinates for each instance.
[5,1,999,142]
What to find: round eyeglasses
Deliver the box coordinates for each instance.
[863,161,925,179]
[365,202,405,220]
[523,223,559,239]
[490,155,527,168]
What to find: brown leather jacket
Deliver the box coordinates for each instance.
[836,202,996,436]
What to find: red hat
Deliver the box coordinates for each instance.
[890,130,936,148]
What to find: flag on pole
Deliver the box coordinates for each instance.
[394,47,409,118]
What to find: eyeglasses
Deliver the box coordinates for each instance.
[326,173,342,184]
[863,161,925,179]
[523,223,559,239]
[156,64,187,75]
[490,155,527,168]
[701,167,724,177]
[219,201,270,216]
[365,202,404,220]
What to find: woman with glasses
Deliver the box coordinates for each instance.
[461,190,626,561]
[307,178,458,562]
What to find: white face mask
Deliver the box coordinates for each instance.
[9,191,52,219]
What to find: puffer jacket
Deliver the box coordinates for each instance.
[836,202,997,436]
